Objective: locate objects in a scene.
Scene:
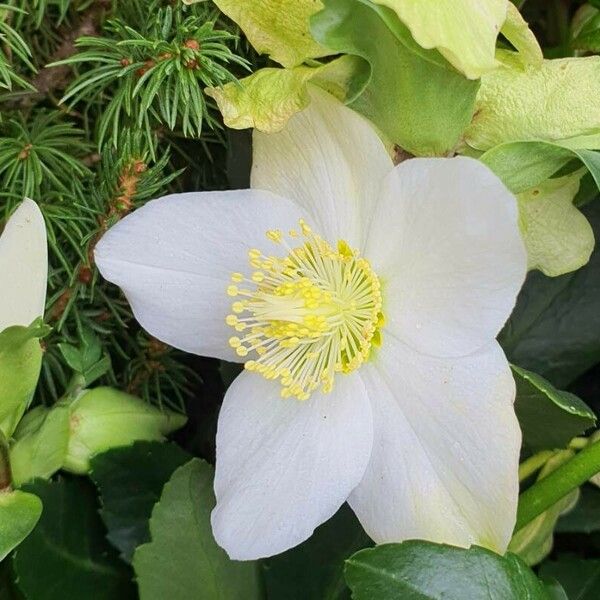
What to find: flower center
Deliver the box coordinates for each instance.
[225,220,384,401]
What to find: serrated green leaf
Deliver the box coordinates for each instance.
[311,0,480,156]
[90,441,190,562]
[64,387,186,474]
[344,542,548,599]
[13,478,135,600]
[133,459,261,600]
[0,490,42,562]
[499,202,600,387]
[206,55,367,133]
[9,404,70,486]
[264,504,371,600]
[213,0,332,68]
[0,321,48,438]
[539,557,600,600]
[512,366,596,451]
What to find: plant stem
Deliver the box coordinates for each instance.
[515,439,600,532]
[518,450,556,482]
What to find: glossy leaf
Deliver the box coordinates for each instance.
[344,541,548,599]
[539,557,600,600]
[90,441,191,562]
[512,365,596,451]
[13,477,135,600]
[133,459,261,600]
[499,202,600,387]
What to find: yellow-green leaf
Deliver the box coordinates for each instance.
[467,54,600,151]
[501,3,543,67]
[371,0,508,79]
[206,55,366,132]
[518,171,594,277]
[212,0,332,68]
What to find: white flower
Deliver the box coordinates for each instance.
[0,199,48,333]
[95,90,527,560]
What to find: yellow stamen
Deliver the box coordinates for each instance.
[227,221,384,401]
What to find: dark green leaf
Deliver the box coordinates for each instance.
[512,366,595,451]
[557,486,600,534]
[264,504,371,600]
[539,557,600,600]
[90,441,191,562]
[499,201,600,387]
[344,542,548,599]
[133,459,262,600]
[311,0,479,156]
[13,478,135,600]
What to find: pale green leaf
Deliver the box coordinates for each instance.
[467,53,600,151]
[371,0,507,79]
[518,171,595,277]
[213,0,332,68]
[0,321,48,438]
[0,490,42,562]
[206,55,367,132]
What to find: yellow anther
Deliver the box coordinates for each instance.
[266,229,283,243]
[226,225,383,402]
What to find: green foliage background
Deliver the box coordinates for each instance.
[1,0,600,598]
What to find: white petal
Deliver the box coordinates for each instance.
[0,199,47,332]
[349,337,520,553]
[251,88,393,248]
[94,190,302,361]
[211,371,373,560]
[366,157,527,358]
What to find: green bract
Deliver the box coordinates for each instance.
[311,0,480,156]
[0,321,47,438]
[205,55,366,133]
[212,0,332,67]
[518,171,594,277]
[371,0,541,80]
[63,387,187,474]
[466,53,600,151]
[10,404,71,486]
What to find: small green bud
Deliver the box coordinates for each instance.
[63,387,187,474]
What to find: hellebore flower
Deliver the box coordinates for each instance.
[0,199,47,333]
[95,91,527,560]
